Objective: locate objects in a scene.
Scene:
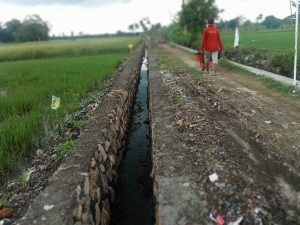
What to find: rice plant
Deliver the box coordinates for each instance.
[0,36,140,178]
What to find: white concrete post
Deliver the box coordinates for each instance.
[293,0,299,86]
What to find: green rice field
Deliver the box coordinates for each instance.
[221,30,296,52]
[0,36,139,62]
[0,36,140,177]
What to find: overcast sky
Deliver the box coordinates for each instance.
[0,0,291,35]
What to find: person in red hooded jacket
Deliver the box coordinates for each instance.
[201,18,223,75]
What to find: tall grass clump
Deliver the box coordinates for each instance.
[0,37,134,178]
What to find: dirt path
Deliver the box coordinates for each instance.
[150,43,300,224]
[160,44,300,166]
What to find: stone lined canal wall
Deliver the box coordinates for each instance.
[16,43,145,225]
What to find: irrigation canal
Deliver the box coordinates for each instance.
[110,50,155,225]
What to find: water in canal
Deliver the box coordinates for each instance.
[110,50,154,225]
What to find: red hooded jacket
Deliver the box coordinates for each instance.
[201,24,223,52]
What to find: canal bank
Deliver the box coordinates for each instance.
[14,43,147,225]
[147,43,208,225]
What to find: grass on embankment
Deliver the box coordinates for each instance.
[220,59,300,98]
[0,52,126,177]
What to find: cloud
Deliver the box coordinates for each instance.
[0,0,131,6]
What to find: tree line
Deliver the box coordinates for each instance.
[147,0,220,48]
[219,15,291,30]
[0,15,50,43]
[144,0,293,49]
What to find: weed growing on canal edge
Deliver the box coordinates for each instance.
[52,140,74,163]
[0,194,10,207]
[0,52,127,178]
[18,169,31,187]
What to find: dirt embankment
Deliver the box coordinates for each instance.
[149,42,300,225]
